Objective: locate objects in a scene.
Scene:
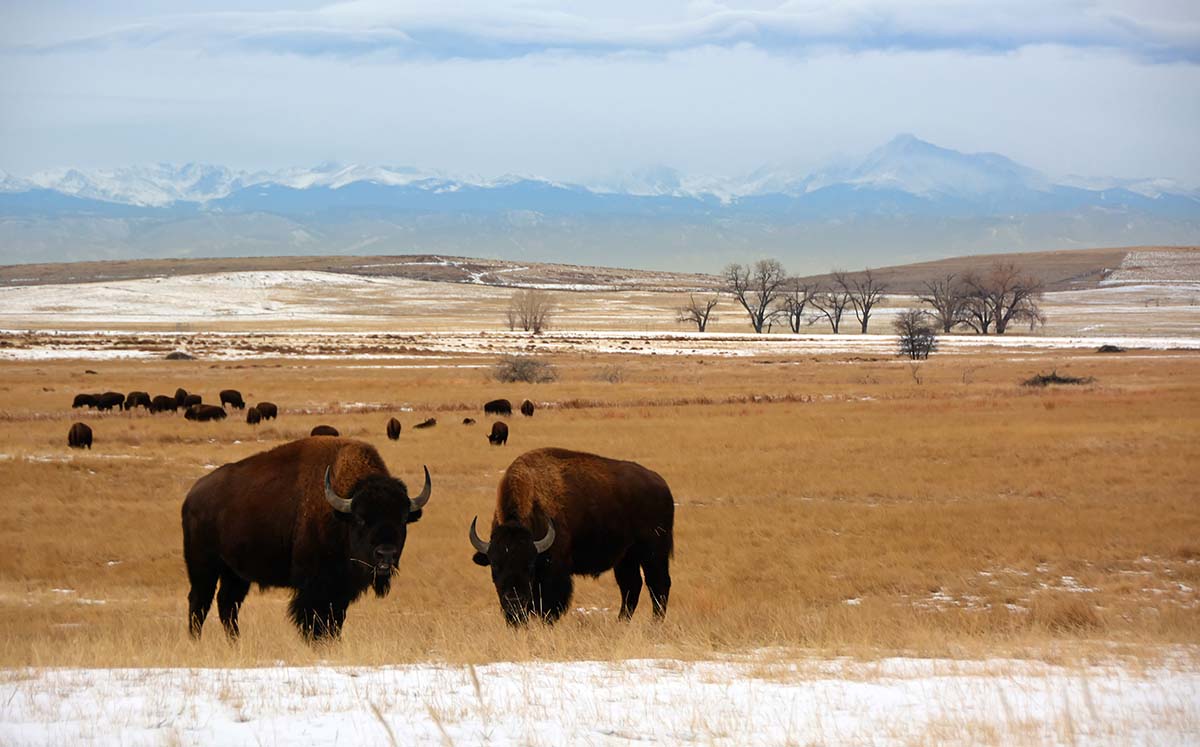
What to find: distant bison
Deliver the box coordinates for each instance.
[386,418,402,440]
[95,392,125,411]
[72,393,98,409]
[68,422,93,450]
[413,418,437,430]
[470,448,674,625]
[484,399,512,416]
[125,391,152,411]
[175,388,189,407]
[182,394,203,408]
[520,399,535,417]
[311,425,339,437]
[185,404,227,422]
[219,389,246,410]
[488,421,509,446]
[256,402,278,420]
[182,437,432,640]
[246,406,262,425]
[150,395,178,413]
[462,418,476,425]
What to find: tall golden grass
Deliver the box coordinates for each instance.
[0,349,1197,667]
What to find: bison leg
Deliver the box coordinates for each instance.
[216,572,251,640]
[642,552,671,619]
[289,595,348,641]
[614,554,643,620]
[533,574,572,624]
[186,571,218,639]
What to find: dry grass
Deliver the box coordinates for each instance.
[0,348,1198,668]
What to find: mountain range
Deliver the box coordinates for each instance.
[2,135,1197,272]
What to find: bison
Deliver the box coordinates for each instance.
[386,417,402,440]
[462,418,476,425]
[311,425,339,437]
[175,388,189,407]
[95,392,125,411]
[520,399,535,417]
[488,421,508,445]
[185,404,227,422]
[150,395,178,413]
[484,399,512,416]
[181,437,432,640]
[125,391,152,411]
[256,402,278,420]
[72,393,97,409]
[68,422,93,449]
[182,394,203,408]
[246,406,261,425]
[469,448,674,626]
[220,389,246,410]
[413,418,436,430]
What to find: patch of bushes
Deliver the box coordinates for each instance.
[1022,370,1094,387]
[493,355,557,384]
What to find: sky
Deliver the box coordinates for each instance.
[1,0,1199,184]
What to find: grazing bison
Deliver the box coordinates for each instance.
[68,422,93,449]
[175,388,189,407]
[413,418,437,430]
[181,437,432,640]
[484,399,512,416]
[386,417,402,440]
[311,425,339,437]
[150,395,178,413]
[72,393,97,409]
[219,389,245,410]
[186,404,227,422]
[462,418,476,425]
[488,421,509,446]
[520,399,535,417]
[469,448,674,626]
[125,391,152,411]
[95,392,125,411]
[182,394,203,408]
[256,402,278,420]
[246,406,261,425]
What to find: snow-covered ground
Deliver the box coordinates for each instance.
[2,656,1196,746]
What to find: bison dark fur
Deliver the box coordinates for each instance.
[68,422,93,449]
[95,392,125,411]
[386,417,401,440]
[311,425,339,437]
[462,418,476,425]
[175,388,189,407]
[469,448,674,626]
[186,404,227,422]
[413,418,436,429]
[483,399,512,416]
[219,389,246,410]
[182,394,203,408]
[125,391,152,410]
[488,421,508,445]
[150,395,178,413]
[246,406,262,425]
[181,438,432,641]
[72,393,97,409]
[520,399,535,417]
[257,402,278,420]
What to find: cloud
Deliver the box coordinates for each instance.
[14,0,1200,63]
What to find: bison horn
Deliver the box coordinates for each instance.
[469,516,490,554]
[323,466,354,514]
[411,465,432,509]
[533,520,555,554]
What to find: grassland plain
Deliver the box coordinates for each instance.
[0,348,1197,669]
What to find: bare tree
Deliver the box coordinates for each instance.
[722,260,788,334]
[676,294,719,332]
[918,273,970,333]
[962,263,1045,335]
[837,269,888,334]
[810,283,852,334]
[894,308,938,360]
[780,279,816,333]
[507,289,555,334]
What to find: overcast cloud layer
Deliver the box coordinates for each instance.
[2,1,1198,182]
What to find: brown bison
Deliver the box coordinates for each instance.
[182,394,203,408]
[95,392,125,411]
[68,422,93,449]
[150,395,178,413]
[219,389,246,410]
[488,421,508,445]
[256,402,278,420]
[484,399,512,416]
[246,406,261,425]
[462,417,476,425]
[185,404,227,422]
[182,437,432,640]
[311,425,339,437]
[174,388,189,407]
[413,418,436,429]
[520,399,535,417]
[72,393,98,409]
[469,448,674,625]
[125,391,152,410]
[386,417,402,440]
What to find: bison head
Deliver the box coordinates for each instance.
[325,465,431,597]
[469,516,555,625]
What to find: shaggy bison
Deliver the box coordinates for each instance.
[181,437,432,640]
[311,425,339,437]
[469,448,674,625]
[174,388,189,407]
[125,391,152,411]
[68,422,93,449]
[413,418,436,430]
[484,399,512,416]
[72,393,98,409]
[462,418,476,425]
[488,421,508,446]
[246,406,261,425]
[185,404,227,422]
[219,389,246,410]
[150,395,178,413]
[520,399,535,417]
[95,392,125,411]
[256,402,278,420]
[182,394,203,408]
[386,418,402,440]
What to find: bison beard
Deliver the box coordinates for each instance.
[181,438,431,642]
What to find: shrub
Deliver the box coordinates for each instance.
[893,309,938,360]
[494,355,557,383]
[1022,370,1094,387]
